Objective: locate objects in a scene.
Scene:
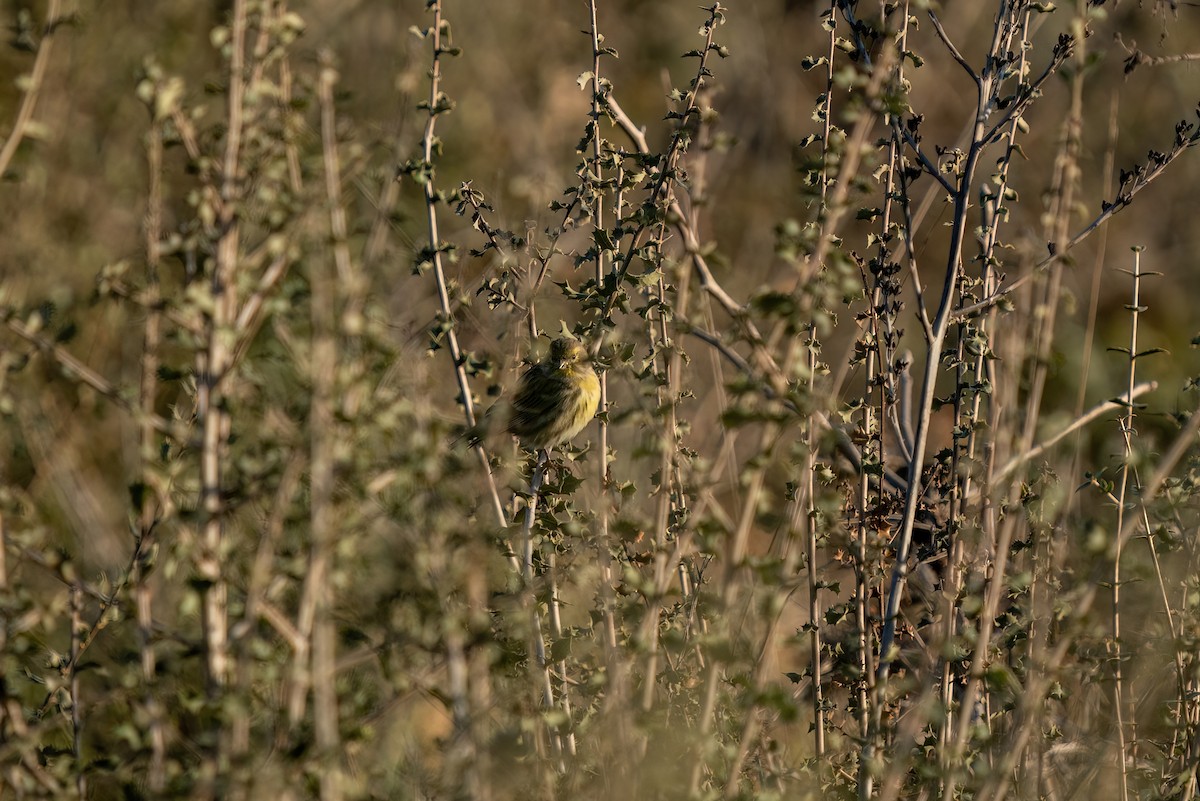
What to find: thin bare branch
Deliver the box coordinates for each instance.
[0,0,62,178]
[929,11,979,85]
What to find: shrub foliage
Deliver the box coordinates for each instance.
[3,1,1200,799]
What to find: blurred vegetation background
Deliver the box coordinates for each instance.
[5,0,1200,553]
[5,0,1200,799]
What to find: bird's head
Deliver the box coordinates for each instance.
[549,337,589,367]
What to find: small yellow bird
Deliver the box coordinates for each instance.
[506,337,601,451]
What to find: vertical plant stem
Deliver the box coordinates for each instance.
[198,0,246,698]
[806,339,825,758]
[444,616,476,787]
[309,54,346,801]
[811,1,839,763]
[546,548,576,757]
[638,242,696,723]
[585,1,631,772]
[1111,247,1144,801]
[1019,8,1078,786]
[940,12,1032,787]
[1072,99,1119,449]
[518,449,561,762]
[192,4,248,795]
[238,12,305,756]
[69,583,85,800]
[137,120,167,794]
[417,0,506,530]
[867,4,1011,787]
[585,0,619,660]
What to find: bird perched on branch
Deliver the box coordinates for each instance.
[506,336,600,452]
